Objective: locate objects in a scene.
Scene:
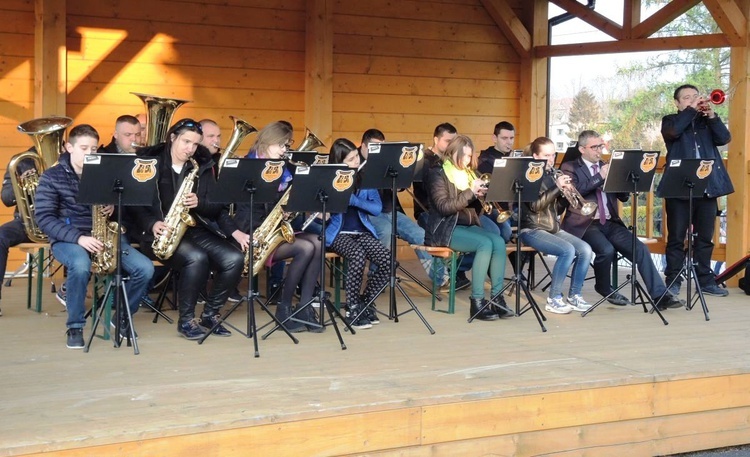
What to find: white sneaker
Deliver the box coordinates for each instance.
[567,294,592,312]
[545,295,573,314]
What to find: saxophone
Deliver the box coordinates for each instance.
[244,186,295,276]
[91,205,122,274]
[152,158,200,260]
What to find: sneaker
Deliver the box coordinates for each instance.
[667,281,681,297]
[655,293,684,310]
[227,290,243,303]
[566,294,592,312]
[545,295,573,314]
[178,319,207,340]
[199,314,232,337]
[345,306,372,330]
[66,328,84,349]
[111,319,139,340]
[365,306,380,325]
[454,276,471,291]
[701,284,729,297]
[56,286,67,308]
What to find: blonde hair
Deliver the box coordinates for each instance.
[251,122,292,157]
[443,134,476,170]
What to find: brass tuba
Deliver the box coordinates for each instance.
[296,128,325,151]
[217,116,257,172]
[131,93,190,146]
[152,158,200,260]
[11,116,73,242]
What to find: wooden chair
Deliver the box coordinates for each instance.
[410,245,463,314]
[15,242,54,313]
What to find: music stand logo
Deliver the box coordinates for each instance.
[314,154,329,165]
[399,146,418,168]
[333,169,356,192]
[527,162,545,182]
[261,161,284,183]
[132,158,157,182]
[696,160,714,180]
[640,153,658,173]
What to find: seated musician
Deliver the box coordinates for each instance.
[232,122,323,333]
[0,150,37,317]
[325,138,392,330]
[423,134,510,321]
[560,130,683,310]
[517,137,593,315]
[99,115,142,154]
[130,119,244,341]
[34,125,154,349]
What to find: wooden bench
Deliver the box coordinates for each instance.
[14,242,53,313]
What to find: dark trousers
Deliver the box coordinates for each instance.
[583,220,667,298]
[143,226,244,324]
[0,218,30,300]
[664,197,718,287]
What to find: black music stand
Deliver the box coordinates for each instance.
[359,142,434,333]
[290,151,329,166]
[202,158,297,356]
[261,164,356,349]
[578,150,668,325]
[660,158,713,321]
[483,157,546,331]
[78,153,159,354]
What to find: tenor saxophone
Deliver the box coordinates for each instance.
[91,205,122,275]
[152,158,200,260]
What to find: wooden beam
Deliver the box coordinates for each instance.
[535,34,731,58]
[34,0,66,118]
[622,0,641,40]
[305,0,333,147]
[480,0,531,57]
[548,0,623,40]
[518,0,548,143]
[632,0,701,39]
[726,0,750,285]
[703,0,747,47]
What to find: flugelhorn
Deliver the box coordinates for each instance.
[466,168,512,223]
[131,92,190,146]
[217,116,257,172]
[551,168,597,217]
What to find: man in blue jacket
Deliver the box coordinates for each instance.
[35,124,154,349]
[658,84,734,297]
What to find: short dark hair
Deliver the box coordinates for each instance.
[68,124,99,144]
[674,84,699,100]
[493,121,515,135]
[115,114,140,126]
[361,128,385,146]
[433,122,457,139]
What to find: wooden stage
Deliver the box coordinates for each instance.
[1,256,750,457]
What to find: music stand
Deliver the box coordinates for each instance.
[578,150,668,325]
[659,158,713,321]
[484,157,547,331]
[78,153,158,354]
[359,142,434,333]
[202,158,297,356]
[264,164,357,349]
[290,151,329,167]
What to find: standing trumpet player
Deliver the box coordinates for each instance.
[560,130,683,310]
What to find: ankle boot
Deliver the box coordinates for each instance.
[489,293,514,318]
[470,297,499,321]
[275,303,306,333]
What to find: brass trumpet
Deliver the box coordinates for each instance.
[551,168,597,217]
[466,168,512,224]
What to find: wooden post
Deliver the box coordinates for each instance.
[305,0,333,147]
[34,0,66,118]
[726,0,750,286]
[518,0,549,144]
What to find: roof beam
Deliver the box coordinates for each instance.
[703,0,747,47]
[548,0,623,40]
[535,33,730,58]
[632,0,701,38]
[621,0,641,40]
[479,0,531,57]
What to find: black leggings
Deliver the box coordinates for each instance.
[273,232,322,308]
[329,232,391,307]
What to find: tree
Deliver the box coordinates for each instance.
[567,88,601,135]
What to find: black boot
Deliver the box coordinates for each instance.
[489,293,514,318]
[275,303,307,333]
[345,302,372,330]
[469,297,499,321]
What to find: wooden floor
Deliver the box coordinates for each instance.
[1,256,750,457]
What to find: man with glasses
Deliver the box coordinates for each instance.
[561,130,683,310]
[658,84,734,297]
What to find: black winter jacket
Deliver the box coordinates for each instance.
[423,165,481,247]
[518,171,566,234]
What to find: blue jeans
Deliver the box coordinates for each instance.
[53,236,154,329]
[519,229,593,299]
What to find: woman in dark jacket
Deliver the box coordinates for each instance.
[424,134,508,321]
[517,137,593,315]
[232,121,323,333]
[131,118,244,341]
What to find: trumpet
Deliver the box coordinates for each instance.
[551,168,597,217]
[466,168,512,224]
[698,89,726,112]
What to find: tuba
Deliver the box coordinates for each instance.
[131,93,190,146]
[152,158,200,260]
[551,168,597,216]
[12,116,73,242]
[217,116,257,172]
[296,128,325,151]
[90,205,123,274]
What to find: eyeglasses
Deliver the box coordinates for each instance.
[587,144,606,151]
[172,119,203,135]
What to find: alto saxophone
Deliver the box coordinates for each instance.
[244,186,295,276]
[91,205,123,275]
[152,158,200,260]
